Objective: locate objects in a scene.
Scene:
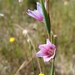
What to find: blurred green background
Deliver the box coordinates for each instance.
[0,0,75,75]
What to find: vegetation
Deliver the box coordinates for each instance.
[0,0,75,75]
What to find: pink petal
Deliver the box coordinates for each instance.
[50,44,56,50]
[38,44,48,52]
[46,39,56,50]
[43,56,51,62]
[27,10,39,19]
[27,10,43,21]
[37,2,43,15]
[43,54,55,62]
[36,51,45,57]
[39,44,50,51]
[46,39,51,45]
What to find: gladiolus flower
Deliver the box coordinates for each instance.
[36,39,56,62]
[27,2,44,22]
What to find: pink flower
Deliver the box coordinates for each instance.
[36,39,56,62]
[27,2,44,22]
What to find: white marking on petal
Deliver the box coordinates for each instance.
[37,2,42,14]
[46,39,51,45]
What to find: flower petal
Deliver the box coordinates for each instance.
[27,9,43,21]
[38,44,48,52]
[36,51,45,57]
[43,54,55,62]
[27,10,38,19]
[46,39,56,50]
[50,44,56,50]
[46,39,51,45]
[37,2,42,15]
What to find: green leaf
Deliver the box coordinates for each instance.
[40,0,51,35]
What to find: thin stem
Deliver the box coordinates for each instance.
[26,34,42,73]
[29,44,36,75]
[50,59,55,75]
[15,24,42,73]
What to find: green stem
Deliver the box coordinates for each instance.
[40,0,51,35]
[50,59,55,75]
[29,44,36,75]
[50,31,55,75]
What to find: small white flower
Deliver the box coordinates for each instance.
[54,35,57,38]
[23,30,28,35]
[18,0,23,3]
[64,1,68,5]
[0,13,4,17]
[27,38,31,43]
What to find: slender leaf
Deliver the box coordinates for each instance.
[40,0,51,35]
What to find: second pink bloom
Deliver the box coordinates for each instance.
[27,2,44,22]
[36,39,56,62]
